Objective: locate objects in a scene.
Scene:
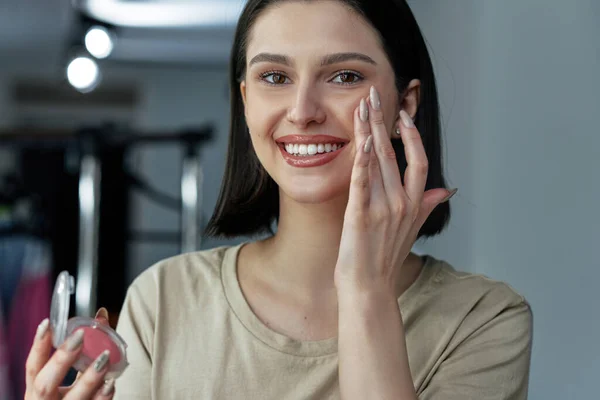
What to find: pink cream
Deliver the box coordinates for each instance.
[77,327,121,364]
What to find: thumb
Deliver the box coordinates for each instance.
[95,307,110,326]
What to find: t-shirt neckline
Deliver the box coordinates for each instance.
[221,241,434,358]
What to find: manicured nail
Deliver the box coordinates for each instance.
[370,86,381,110]
[400,110,415,128]
[94,350,111,372]
[102,379,115,395]
[36,318,50,341]
[65,329,85,351]
[359,98,369,122]
[95,307,109,325]
[441,188,458,203]
[95,307,108,320]
[363,135,373,153]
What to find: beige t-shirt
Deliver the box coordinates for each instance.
[114,242,532,399]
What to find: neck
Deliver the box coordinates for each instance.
[245,190,423,304]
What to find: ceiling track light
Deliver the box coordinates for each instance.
[62,13,118,93]
[85,25,115,59]
[72,0,243,28]
[66,55,101,93]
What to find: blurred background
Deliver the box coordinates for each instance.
[0,0,597,399]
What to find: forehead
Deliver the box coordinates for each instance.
[247,1,384,60]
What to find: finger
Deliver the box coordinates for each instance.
[414,188,457,228]
[356,97,370,143]
[399,109,429,205]
[33,329,84,396]
[359,96,387,210]
[368,86,405,202]
[64,351,111,400]
[93,379,116,399]
[95,307,110,327]
[368,145,388,216]
[25,318,53,389]
[347,104,374,213]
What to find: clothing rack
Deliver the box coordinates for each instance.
[0,125,214,317]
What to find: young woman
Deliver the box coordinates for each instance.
[24,0,532,398]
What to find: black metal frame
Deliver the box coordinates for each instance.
[0,124,214,316]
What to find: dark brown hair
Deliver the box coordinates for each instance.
[205,0,451,240]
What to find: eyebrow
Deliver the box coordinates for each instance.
[248,52,377,67]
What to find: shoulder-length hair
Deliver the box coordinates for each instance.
[205,0,451,240]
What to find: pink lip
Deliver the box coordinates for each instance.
[278,143,347,168]
[275,135,349,145]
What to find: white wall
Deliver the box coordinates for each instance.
[409,0,599,399]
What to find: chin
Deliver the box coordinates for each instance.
[278,179,350,205]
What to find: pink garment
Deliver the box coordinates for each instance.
[0,297,11,400]
[0,240,51,400]
[7,275,50,399]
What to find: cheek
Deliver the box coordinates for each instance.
[245,93,284,138]
[331,96,360,130]
[383,92,400,130]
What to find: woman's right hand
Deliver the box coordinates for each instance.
[24,308,116,399]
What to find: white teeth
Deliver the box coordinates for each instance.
[283,143,345,156]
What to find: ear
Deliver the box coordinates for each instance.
[240,81,248,118]
[394,79,421,127]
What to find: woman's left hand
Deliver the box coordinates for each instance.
[334,86,456,296]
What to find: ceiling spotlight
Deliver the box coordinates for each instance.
[85,26,114,59]
[67,56,101,93]
[76,0,243,28]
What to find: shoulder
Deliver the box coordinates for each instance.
[421,255,528,307]
[415,256,532,337]
[409,258,533,397]
[126,243,243,303]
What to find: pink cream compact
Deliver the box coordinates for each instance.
[50,271,128,379]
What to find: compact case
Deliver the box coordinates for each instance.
[50,271,128,379]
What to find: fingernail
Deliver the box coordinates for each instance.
[36,318,50,341]
[359,98,369,122]
[400,110,415,128]
[441,188,458,203]
[94,350,111,372]
[65,329,85,351]
[95,307,108,320]
[370,86,381,110]
[102,379,115,396]
[363,135,374,153]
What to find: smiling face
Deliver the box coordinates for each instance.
[241,0,402,204]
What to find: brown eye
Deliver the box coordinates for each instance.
[332,71,363,85]
[272,74,286,84]
[340,73,356,83]
[262,72,289,85]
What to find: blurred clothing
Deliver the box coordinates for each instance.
[0,237,51,400]
[0,298,10,400]
[0,237,28,317]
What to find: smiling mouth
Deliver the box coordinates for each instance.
[279,142,347,157]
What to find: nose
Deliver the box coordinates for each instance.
[286,84,326,128]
